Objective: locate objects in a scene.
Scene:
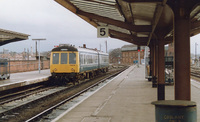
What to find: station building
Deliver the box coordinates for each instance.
[165,42,174,57]
[121,45,145,65]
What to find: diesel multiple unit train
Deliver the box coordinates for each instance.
[50,45,109,84]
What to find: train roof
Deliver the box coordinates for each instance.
[78,48,108,55]
[98,51,108,56]
[77,47,98,54]
[51,45,78,52]
[51,45,108,55]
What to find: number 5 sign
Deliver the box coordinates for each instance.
[97,26,109,38]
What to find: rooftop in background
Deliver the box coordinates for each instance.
[121,44,145,51]
[0,28,29,46]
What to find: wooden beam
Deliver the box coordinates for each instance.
[55,0,98,27]
[190,21,200,36]
[77,10,152,32]
[0,38,23,46]
[164,36,173,44]
[109,29,148,42]
[147,0,168,46]
[0,29,29,40]
[123,0,162,2]
[110,32,148,46]
[111,35,147,46]
[191,27,200,36]
[191,21,200,29]
[55,0,77,13]
[81,0,115,7]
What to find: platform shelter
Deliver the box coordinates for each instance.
[54,0,200,120]
[0,28,29,46]
[54,0,200,101]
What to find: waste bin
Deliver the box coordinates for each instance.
[152,100,197,122]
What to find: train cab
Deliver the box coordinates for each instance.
[50,46,79,75]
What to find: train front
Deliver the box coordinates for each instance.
[50,45,79,82]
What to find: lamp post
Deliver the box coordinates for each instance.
[32,38,46,73]
[195,43,198,67]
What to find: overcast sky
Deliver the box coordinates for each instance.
[0,0,130,53]
[0,0,199,54]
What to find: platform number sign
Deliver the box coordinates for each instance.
[97,26,109,38]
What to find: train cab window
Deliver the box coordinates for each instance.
[53,53,59,64]
[61,53,68,64]
[69,53,76,64]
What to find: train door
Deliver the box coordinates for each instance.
[68,52,79,73]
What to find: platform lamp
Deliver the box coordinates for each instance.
[32,38,46,73]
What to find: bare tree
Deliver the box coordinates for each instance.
[109,48,121,63]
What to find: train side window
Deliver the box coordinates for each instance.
[61,53,68,64]
[83,54,86,64]
[53,53,59,64]
[80,54,84,65]
[69,53,76,64]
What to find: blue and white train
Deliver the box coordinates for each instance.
[50,44,109,84]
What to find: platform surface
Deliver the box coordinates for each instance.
[0,69,50,91]
[53,65,200,122]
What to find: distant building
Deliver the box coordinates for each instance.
[121,45,145,65]
[165,42,174,56]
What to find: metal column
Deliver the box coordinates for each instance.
[157,36,165,100]
[173,2,191,100]
[149,44,153,81]
[155,41,158,86]
[152,40,157,87]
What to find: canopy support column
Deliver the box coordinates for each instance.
[173,1,191,100]
[157,35,165,100]
[151,40,157,87]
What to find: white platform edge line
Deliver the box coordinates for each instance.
[0,76,49,87]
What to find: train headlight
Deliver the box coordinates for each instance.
[54,68,57,71]
[71,68,75,72]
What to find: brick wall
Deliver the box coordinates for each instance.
[121,50,144,64]
[9,60,50,73]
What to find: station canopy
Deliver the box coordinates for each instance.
[0,28,29,46]
[55,0,200,46]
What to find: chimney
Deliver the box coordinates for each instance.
[83,44,86,48]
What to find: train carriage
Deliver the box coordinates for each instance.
[50,45,109,84]
[99,51,109,70]
[79,48,99,73]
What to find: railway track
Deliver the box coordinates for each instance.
[0,66,127,122]
[0,84,54,105]
[191,66,200,78]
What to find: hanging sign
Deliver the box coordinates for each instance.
[97,26,109,38]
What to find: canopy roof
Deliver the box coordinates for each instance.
[55,0,200,46]
[0,28,29,46]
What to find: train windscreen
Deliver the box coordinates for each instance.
[69,53,76,64]
[61,53,68,64]
[53,53,59,64]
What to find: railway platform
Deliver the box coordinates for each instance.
[53,65,200,122]
[0,69,50,92]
